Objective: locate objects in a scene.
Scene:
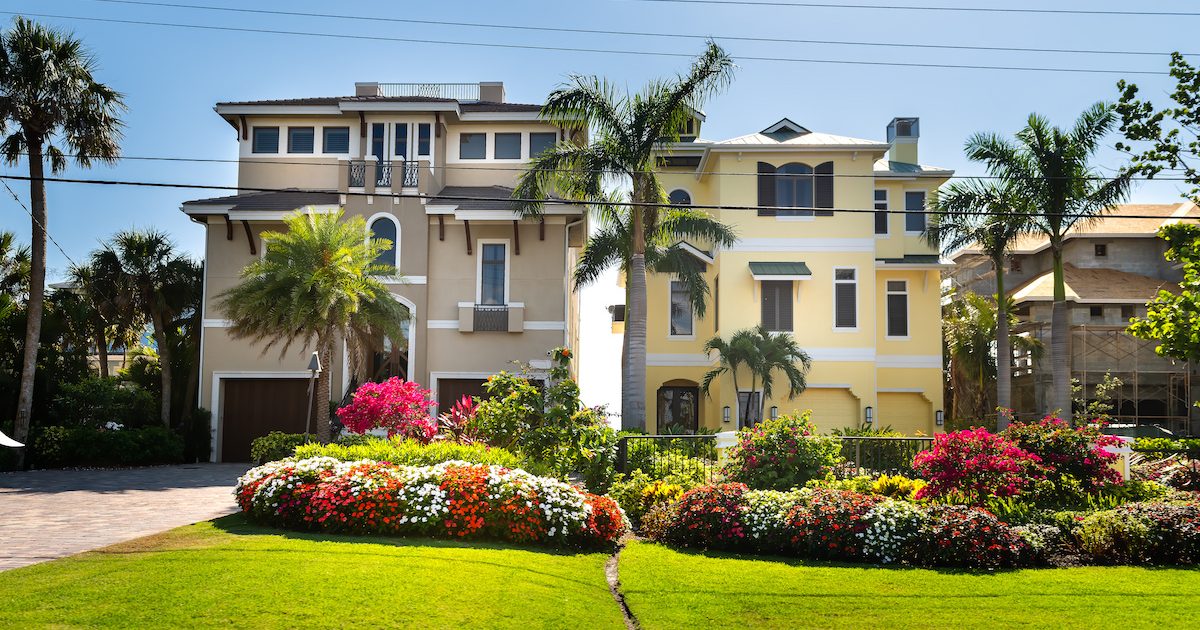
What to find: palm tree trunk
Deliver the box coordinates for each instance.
[622,199,648,431]
[316,335,334,443]
[729,367,740,430]
[1049,248,1072,423]
[95,330,110,378]
[13,138,47,467]
[994,259,1012,430]
[744,372,758,427]
[149,303,172,427]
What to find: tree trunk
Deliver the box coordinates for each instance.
[316,337,334,443]
[744,373,758,428]
[622,185,648,431]
[994,259,1013,430]
[149,303,173,427]
[1049,248,1072,423]
[13,138,47,468]
[95,330,110,379]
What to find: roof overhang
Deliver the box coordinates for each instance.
[675,241,715,265]
[749,261,812,281]
[180,203,340,220]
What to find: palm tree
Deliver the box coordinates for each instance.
[67,262,139,378]
[927,181,1033,428]
[90,230,200,426]
[0,231,29,298]
[702,325,812,427]
[701,327,758,426]
[0,17,125,456]
[218,209,408,442]
[965,104,1132,422]
[514,42,736,431]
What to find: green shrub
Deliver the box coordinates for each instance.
[1134,436,1200,456]
[31,425,184,468]
[294,436,535,471]
[638,502,679,542]
[1072,510,1151,564]
[609,469,697,526]
[51,377,158,429]
[723,412,843,490]
[574,426,620,493]
[831,425,902,437]
[250,432,319,464]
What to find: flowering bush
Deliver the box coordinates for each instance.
[919,505,1030,568]
[860,500,928,564]
[912,428,1045,502]
[722,412,844,490]
[437,395,480,444]
[742,489,808,547]
[786,489,883,560]
[1003,417,1123,495]
[662,483,749,549]
[1115,503,1200,564]
[1069,509,1150,564]
[608,470,691,525]
[336,378,438,442]
[235,457,627,547]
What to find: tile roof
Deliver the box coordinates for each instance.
[1002,203,1195,253]
[427,186,567,211]
[182,189,339,211]
[1008,264,1177,303]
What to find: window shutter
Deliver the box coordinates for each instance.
[760,281,776,330]
[835,283,857,328]
[757,162,776,216]
[888,294,909,336]
[778,282,794,330]
[814,161,834,215]
[760,281,793,331]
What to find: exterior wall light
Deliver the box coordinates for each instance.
[935,410,944,426]
[770,406,779,421]
[864,406,873,425]
[722,406,731,423]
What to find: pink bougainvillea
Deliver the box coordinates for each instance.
[912,427,1045,502]
[336,377,438,442]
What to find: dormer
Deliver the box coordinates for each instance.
[674,110,705,142]
[887,117,920,164]
[761,118,811,142]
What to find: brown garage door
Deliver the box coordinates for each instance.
[221,378,317,462]
[437,378,488,413]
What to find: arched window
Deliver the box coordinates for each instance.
[776,163,814,210]
[369,215,398,272]
[668,189,692,206]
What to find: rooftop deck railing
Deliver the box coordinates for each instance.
[378,82,480,101]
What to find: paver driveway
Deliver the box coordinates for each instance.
[0,464,247,571]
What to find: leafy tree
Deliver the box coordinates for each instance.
[67,262,139,379]
[1128,223,1200,363]
[964,104,1132,423]
[218,209,408,442]
[0,17,125,459]
[702,325,812,427]
[514,42,735,430]
[1117,52,1200,203]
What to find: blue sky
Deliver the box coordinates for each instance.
[1,0,1195,410]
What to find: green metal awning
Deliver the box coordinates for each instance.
[749,261,812,280]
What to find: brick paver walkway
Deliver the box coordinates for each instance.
[0,464,247,571]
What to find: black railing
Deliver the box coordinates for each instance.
[376,161,392,188]
[348,160,367,188]
[835,436,933,478]
[615,434,720,483]
[348,160,418,189]
[473,305,509,332]
[400,161,419,187]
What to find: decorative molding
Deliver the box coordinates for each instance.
[727,238,875,253]
[203,319,233,328]
[647,353,715,367]
[524,321,566,331]
[876,354,943,369]
[426,320,459,329]
[806,347,876,362]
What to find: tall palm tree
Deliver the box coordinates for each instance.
[90,230,200,426]
[927,181,1033,428]
[67,262,139,378]
[218,209,408,442]
[514,42,736,431]
[701,325,811,427]
[0,230,29,298]
[965,104,1132,422]
[0,17,125,457]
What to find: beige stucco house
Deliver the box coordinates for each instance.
[182,82,585,461]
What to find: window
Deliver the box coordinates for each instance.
[1121,304,1136,320]
[460,133,486,159]
[1010,256,1022,273]
[370,123,385,161]
[669,280,693,336]
[417,123,431,156]
[905,191,926,233]
[737,391,762,428]
[369,217,398,271]
[479,243,507,305]
[668,189,691,206]
[1095,243,1108,257]
[322,127,350,154]
[657,386,699,434]
[1090,305,1104,319]
[894,119,914,137]
[756,161,832,216]
[886,280,909,337]
[530,132,557,156]
[714,276,719,331]
[760,280,793,332]
[776,163,814,216]
[394,123,408,158]
[834,269,857,329]
[287,127,314,153]
[494,133,521,159]
[251,127,279,153]
[874,189,888,235]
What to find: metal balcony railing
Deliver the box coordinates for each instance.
[379,82,480,101]
[349,160,419,189]
[400,161,419,188]
[473,305,509,332]
[349,160,367,188]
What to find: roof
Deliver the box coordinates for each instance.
[182,190,339,212]
[749,261,812,279]
[1008,264,1177,303]
[873,159,954,178]
[876,255,950,268]
[215,95,542,112]
[713,130,887,149]
[427,186,530,211]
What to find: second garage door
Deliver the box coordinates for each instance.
[789,388,861,433]
[221,378,317,462]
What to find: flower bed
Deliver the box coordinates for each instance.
[235,457,627,547]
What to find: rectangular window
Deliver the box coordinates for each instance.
[394,123,408,158]
[874,189,888,235]
[905,191,926,233]
[1090,305,1104,319]
[669,280,693,336]
[737,391,762,428]
[886,280,909,337]
[1010,256,1022,273]
[760,280,793,332]
[494,132,522,159]
[834,269,857,329]
[460,133,486,159]
[417,123,431,156]
[1095,243,1108,257]
[287,127,315,153]
[251,127,279,153]
[479,243,507,305]
[370,123,385,161]
[1121,304,1136,320]
[322,127,350,154]
[530,132,557,156]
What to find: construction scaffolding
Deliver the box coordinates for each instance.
[1012,323,1195,435]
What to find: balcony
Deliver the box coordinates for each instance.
[458,302,524,333]
[379,82,480,101]
[348,160,419,190]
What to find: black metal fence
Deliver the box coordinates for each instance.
[473,305,509,332]
[615,434,720,483]
[835,436,933,478]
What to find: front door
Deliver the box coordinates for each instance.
[657,386,699,434]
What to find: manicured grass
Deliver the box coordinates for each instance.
[620,541,1200,629]
[0,515,625,630]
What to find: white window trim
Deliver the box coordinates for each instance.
[832,266,859,333]
[417,121,433,159]
[885,279,911,340]
[874,189,890,238]
[250,126,280,154]
[736,389,764,428]
[667,278,696,340]
[457,131,489,161]
[492,131,525,161]
[242,121,359,158]
[904,189,927,235]
[285,125,317,155]
[475,238,511,305]
[366,212,401,278]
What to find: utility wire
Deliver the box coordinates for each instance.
[0,172,1194,220]
[627,0,1200,17]
[0,175,82,271]
[78,0,1193,57]
[0,10,1168,76]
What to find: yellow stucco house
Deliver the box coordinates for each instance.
[642,116,951,435]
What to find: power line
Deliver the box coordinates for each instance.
[0,172,1193,220]
[78,0,1192,58]
[1,10,1168,76]
[628,0,1200,17]
[0,174,83,271]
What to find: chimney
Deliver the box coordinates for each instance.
[478,81,505,103]
[886,117,919,164]
[355,82,381,97]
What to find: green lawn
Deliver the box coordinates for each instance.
[620,541,1200,629]
[0,515,625,630]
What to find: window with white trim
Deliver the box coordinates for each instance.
[905,191,927,233]
[369,216,398,272]
[886,280,909,338]
[251,127,279,153]
[834,268,857,329]
[417,123,432,156]
[874,189,888,235]
[760,280,793,332]
[460,133,486,160]
[737,391,763,428]
[287,127,314,154]
[530,132,557,156]
[479,243,507,305]
[323,127,350,154]
[494,133,521,159]
[669,280,693,336]
[394,123,409,158]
